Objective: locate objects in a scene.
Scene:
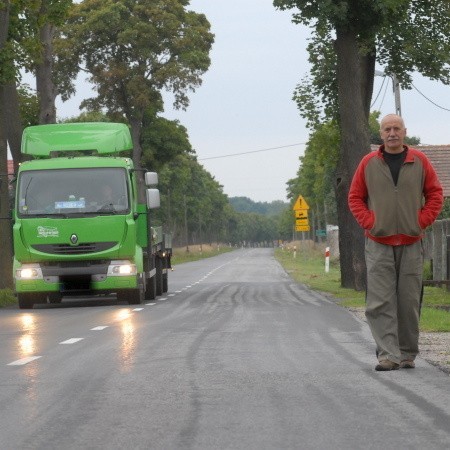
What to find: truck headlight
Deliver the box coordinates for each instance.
[107,261,137,276]
[16,265,43,280]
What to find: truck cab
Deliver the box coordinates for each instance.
[13,122,171,308]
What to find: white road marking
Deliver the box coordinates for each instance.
[175,290,182,293]
[168,294,176,297]
[91,326,109,331]
[145,302,156,306]
[7,356,42,366]
[158,297,168,301]
[60,338,84,345]
[132,308,144,312]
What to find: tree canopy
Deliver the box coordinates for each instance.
[274,0,450,289]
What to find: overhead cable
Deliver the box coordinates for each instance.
[411,83,450,112]
[199,142,307,161]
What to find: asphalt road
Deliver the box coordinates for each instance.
[0,248,449,449]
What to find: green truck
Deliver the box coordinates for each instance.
[13,122,172,309]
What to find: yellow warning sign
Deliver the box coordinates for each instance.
[296,225,310,232]
[293,195,310,211]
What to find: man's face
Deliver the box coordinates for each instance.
[380,116,407,153]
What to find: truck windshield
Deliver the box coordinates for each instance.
[17,168,129,217]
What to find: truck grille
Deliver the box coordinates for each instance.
[32,242,117,255]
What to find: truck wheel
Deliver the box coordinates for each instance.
[118,287,144,305]
[17,293,37,309]
[145,275,156,300]
[162,272,168,293]
[156,257,163,296]
[18,292,48,308]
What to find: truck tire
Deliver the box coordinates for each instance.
[163,272,168,293]
[146,275,156,300]
[118,287,144,305]
[156,257,163,296]
[17,293,43,309]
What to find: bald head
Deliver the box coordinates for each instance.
[380,114,405,130]
[379,114,407,154]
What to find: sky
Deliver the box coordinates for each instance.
[54,0,450,203]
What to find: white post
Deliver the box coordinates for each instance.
[293,245,297,259]
[325,247,330,273]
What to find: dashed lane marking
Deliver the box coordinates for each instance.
[7,356,42,366]
[132,308,144,312]
[60,338,84,345]
[145,302,156,306]
[91,326,109,331]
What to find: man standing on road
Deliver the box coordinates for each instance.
[348,114,443,371]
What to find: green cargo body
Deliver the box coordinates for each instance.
[13,123,171,309]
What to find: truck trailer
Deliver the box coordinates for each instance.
[13,122,171,309]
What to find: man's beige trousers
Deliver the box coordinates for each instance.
[365,238,423,364]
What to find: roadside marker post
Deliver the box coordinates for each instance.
[325,247,330,273]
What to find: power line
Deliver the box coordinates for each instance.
[198,142,307,161]
[412,83,450,112]
[371,76,387,108]
[378,77,390,110]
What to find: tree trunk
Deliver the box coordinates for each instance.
[130,116,146,203]
[3,82,24,169]
[36,21,57,124]
[334,28,374,290]
[0,1,14,289]
[0,87,14,289]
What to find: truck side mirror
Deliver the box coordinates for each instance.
[146,188,160,209]
[145,172,158,186]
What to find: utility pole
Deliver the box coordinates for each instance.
[392,73,402,116]
[375,70,402,116]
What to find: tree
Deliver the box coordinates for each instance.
[63,0,214,199]
[30,0,72,124]
[0,0,15,289]
[274,0,450,289]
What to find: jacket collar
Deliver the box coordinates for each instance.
[378,144,414,162]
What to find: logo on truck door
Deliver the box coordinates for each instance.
[37,226,59,238]
[70,234,78,245]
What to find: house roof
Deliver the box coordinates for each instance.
[418,145,450,198]
[370,144,450,198]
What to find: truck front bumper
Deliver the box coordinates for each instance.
[14,260,139,294]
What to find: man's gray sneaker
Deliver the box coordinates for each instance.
[400,359,415,369]
[375,359,400,371]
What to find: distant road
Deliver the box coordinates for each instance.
[0,248,449,449]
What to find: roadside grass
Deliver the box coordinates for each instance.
[172,244,234,264]
[0,289,17,308]
[275,243,450,333]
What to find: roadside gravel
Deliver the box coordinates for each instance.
[348,307,450,375]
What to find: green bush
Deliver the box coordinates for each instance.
[0,289,17,308]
